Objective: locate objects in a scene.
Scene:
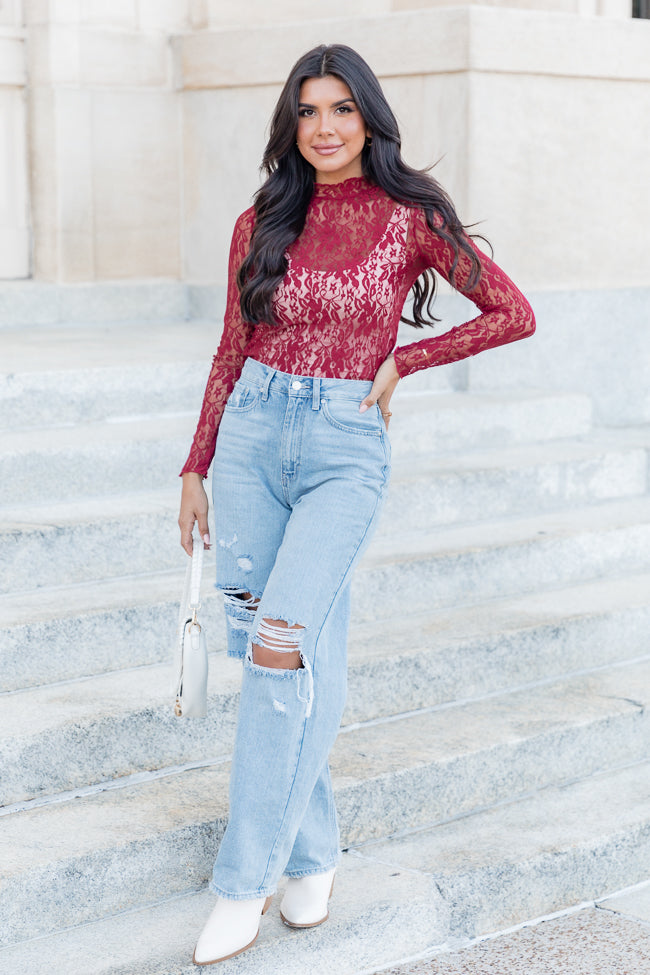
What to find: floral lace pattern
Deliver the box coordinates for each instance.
[181,176,535,477]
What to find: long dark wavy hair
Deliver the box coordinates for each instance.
[238,43,483,329]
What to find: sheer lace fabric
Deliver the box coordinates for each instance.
[181,176,535,477]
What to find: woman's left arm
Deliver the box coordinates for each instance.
[392,208,536,379]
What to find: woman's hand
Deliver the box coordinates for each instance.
[179,472,211,556]
[359,353,400,429]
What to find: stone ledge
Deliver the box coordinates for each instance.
[0,279,191,326]
[24,0,191,32]
[174,7,650,90]
[27,24,171,88]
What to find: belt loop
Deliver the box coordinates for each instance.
[261,367,275,401]
[312,377,321,411]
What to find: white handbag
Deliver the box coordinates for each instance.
[173,532,208,717]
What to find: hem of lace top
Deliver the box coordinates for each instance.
[180,460,210,479]
[392,348,409,378]
[393,343,441,378]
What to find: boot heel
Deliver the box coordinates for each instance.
[280,867,336,929]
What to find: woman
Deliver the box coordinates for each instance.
[179,43,535,966]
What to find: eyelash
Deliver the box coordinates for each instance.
[298,106,354,117]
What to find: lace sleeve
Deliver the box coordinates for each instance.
[180,208,256,477]
[393,208,536,378]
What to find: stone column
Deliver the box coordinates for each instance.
[25,0,188,282]
[393,0,631,14]
[0,0,29,279]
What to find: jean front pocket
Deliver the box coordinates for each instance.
[224,380,261,413]
[321,399,383,437]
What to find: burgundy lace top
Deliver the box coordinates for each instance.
[182,176,535,477]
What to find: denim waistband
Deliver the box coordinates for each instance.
[240,357,373,406]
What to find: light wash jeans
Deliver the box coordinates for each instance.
[209,357,391,900]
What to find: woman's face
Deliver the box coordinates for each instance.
[296,75,370,184]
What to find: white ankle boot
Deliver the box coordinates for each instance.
[193,894,273,965]
[279,868,336,928]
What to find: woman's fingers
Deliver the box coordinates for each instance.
[179,473,210,555]
[179,517,195,557]
[179,503,202,556]
[197,511,211,549]
[359,354,400,414]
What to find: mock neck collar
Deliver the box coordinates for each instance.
[311,176,378,199]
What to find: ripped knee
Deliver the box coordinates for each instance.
[252,617,305,670]
[221,587,261,635]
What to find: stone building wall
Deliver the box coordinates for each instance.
[177,8,650,293]
[0,0,648,291]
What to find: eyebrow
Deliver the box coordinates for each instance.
[298,98,356,109]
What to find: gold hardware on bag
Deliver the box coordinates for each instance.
[174,697,182,717]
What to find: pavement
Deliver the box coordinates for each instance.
[375,884,650,975]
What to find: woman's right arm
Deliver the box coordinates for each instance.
[179,472,210,556]
[178,208,256,555]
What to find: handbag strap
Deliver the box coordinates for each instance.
[189,534,203,610]
[178,531,204,630]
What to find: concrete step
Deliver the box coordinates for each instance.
[0,390,593,505]
[0,564,648,703]
[4,756,650,975]
[2,432,646,592]
[2,497,650,690]
[0,362,208,432]
[0,309,562,428]
[3,760,649,975]
[0,321,217,429]
[0,281,194,331]
[383,428,649,532]
[363,495,650,624]
[0,569,207,692]
[3,571,650,803]
[352,758,650,944]
[0,489,189,593]
[0,320,459,429]
[1,660,649,942]
[0,854,446,975]
[0,412,194,505]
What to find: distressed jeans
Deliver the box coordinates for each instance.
[209,357,391,899]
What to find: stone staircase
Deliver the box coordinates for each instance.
[1,318,650,974]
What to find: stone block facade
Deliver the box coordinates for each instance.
[178,8,650,292]
[0,0,648,290]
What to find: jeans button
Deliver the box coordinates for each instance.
[291,381,302,390]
